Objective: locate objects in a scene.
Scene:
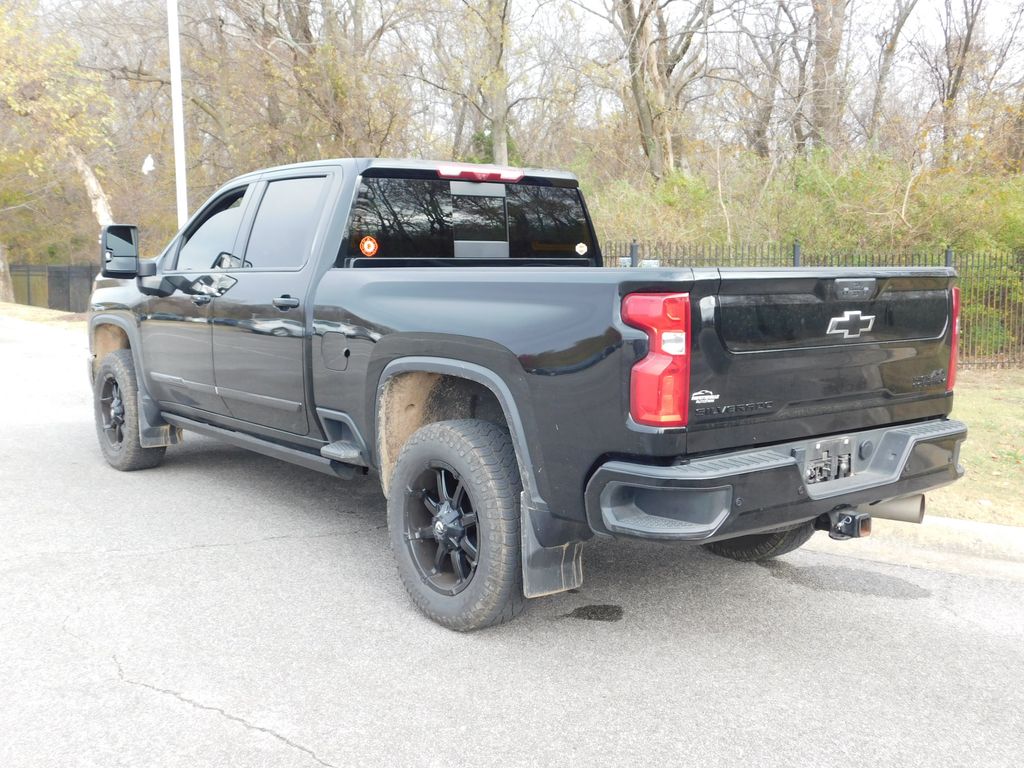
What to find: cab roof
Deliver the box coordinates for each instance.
[228,158,579,187]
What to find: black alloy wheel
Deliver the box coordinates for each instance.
[386,419,524,630]
[99,374,127,449]
[403,463,480,595]
[92,349,166,471]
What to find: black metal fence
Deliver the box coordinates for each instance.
[604,241,1024,368]
[10,264,99,313]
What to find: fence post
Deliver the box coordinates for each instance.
[945,245,954,268]
[792,240,801,267]
[629,239,639,267]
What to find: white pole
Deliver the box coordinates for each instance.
[166,0,188,228]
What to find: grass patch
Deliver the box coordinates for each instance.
[928,368,1024,526]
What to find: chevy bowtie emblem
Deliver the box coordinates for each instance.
[827,310,875,339]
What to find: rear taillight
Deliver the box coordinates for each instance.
[621,293,691,427]
[947,285,960,392]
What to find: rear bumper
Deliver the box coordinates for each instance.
[584,418,967,542]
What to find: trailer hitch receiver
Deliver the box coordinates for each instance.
[817,509,872,540]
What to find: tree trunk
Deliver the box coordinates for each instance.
[482,0,511,165]
[809,0,848,149]
[69,146,114,227]
[868,0,918,147]
[617,0,667,179]
[938,0,983,167]
[0,244,14,304]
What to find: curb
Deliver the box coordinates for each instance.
[869,514,1024,563]
[805,514,1024,582]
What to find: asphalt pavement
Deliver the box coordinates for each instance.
[2,314,1022,767]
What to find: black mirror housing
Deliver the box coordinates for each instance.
[100,224,140,278]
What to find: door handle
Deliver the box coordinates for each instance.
[191,294,212,306]
[273,296,300,310]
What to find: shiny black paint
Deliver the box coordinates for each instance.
[89,157,960,551]
[687,269,955,454]
[211,269,310,435]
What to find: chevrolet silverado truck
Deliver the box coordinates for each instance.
[89,158,967,630]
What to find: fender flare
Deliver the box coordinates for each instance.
[376,356,583,598]
[88,313,181,448]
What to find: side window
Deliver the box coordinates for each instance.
[244,176,329,269]
[175,187,248,272]
[342,178,453,262]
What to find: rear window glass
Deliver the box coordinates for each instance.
[507,185,592,258]
[453,195,505,241]
[343,178,453,260]
[340,177,591,264]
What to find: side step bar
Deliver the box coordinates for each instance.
[320,440,367,466]
[161,413,358,479]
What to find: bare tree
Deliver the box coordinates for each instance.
[732,1,791,159]
[867,0,920,146]
[917,0,984,164]
[809,0,849,149]
[604,0,719,179]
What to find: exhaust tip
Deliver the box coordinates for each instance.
[857,494,926,524]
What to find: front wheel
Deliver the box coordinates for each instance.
[93,349,166,471]
[387,419,524,631]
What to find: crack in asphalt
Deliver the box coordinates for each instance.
[61,617,337,767]
[0,524,388,565]
[111,655,337,768]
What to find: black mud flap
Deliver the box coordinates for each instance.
[521,493,584,598]
[138,391,183,448]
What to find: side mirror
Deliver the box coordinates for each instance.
[100,224,140,278]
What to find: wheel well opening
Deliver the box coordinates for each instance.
[377,372,508,494]
[92,324,130,375]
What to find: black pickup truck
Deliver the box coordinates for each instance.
[89,158,967,630]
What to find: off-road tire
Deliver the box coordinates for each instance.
[93,349,166,471]
[703,521,816,562]
[387,419,524,631]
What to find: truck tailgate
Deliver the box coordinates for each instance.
[686,268,956,454]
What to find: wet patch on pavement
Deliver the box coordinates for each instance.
[562,604,624,621]
[760,560,931,599]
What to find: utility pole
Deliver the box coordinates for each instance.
[167,0,188,227]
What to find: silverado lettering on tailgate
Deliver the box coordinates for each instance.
[694,400,776,417]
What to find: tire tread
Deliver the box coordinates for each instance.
[703,521,816,562]
[388,419,524,631]
[93,349,166,472]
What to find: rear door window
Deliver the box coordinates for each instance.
[243,176,329,270]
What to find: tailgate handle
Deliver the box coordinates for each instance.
[833,279,876,300]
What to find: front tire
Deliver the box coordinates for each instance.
[703,521,816,562]
[387,419,524,631]
[93,349,166,471]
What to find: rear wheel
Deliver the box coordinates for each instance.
[387,419,524,631]
[93,349,166,471]
[703,521,816,562]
